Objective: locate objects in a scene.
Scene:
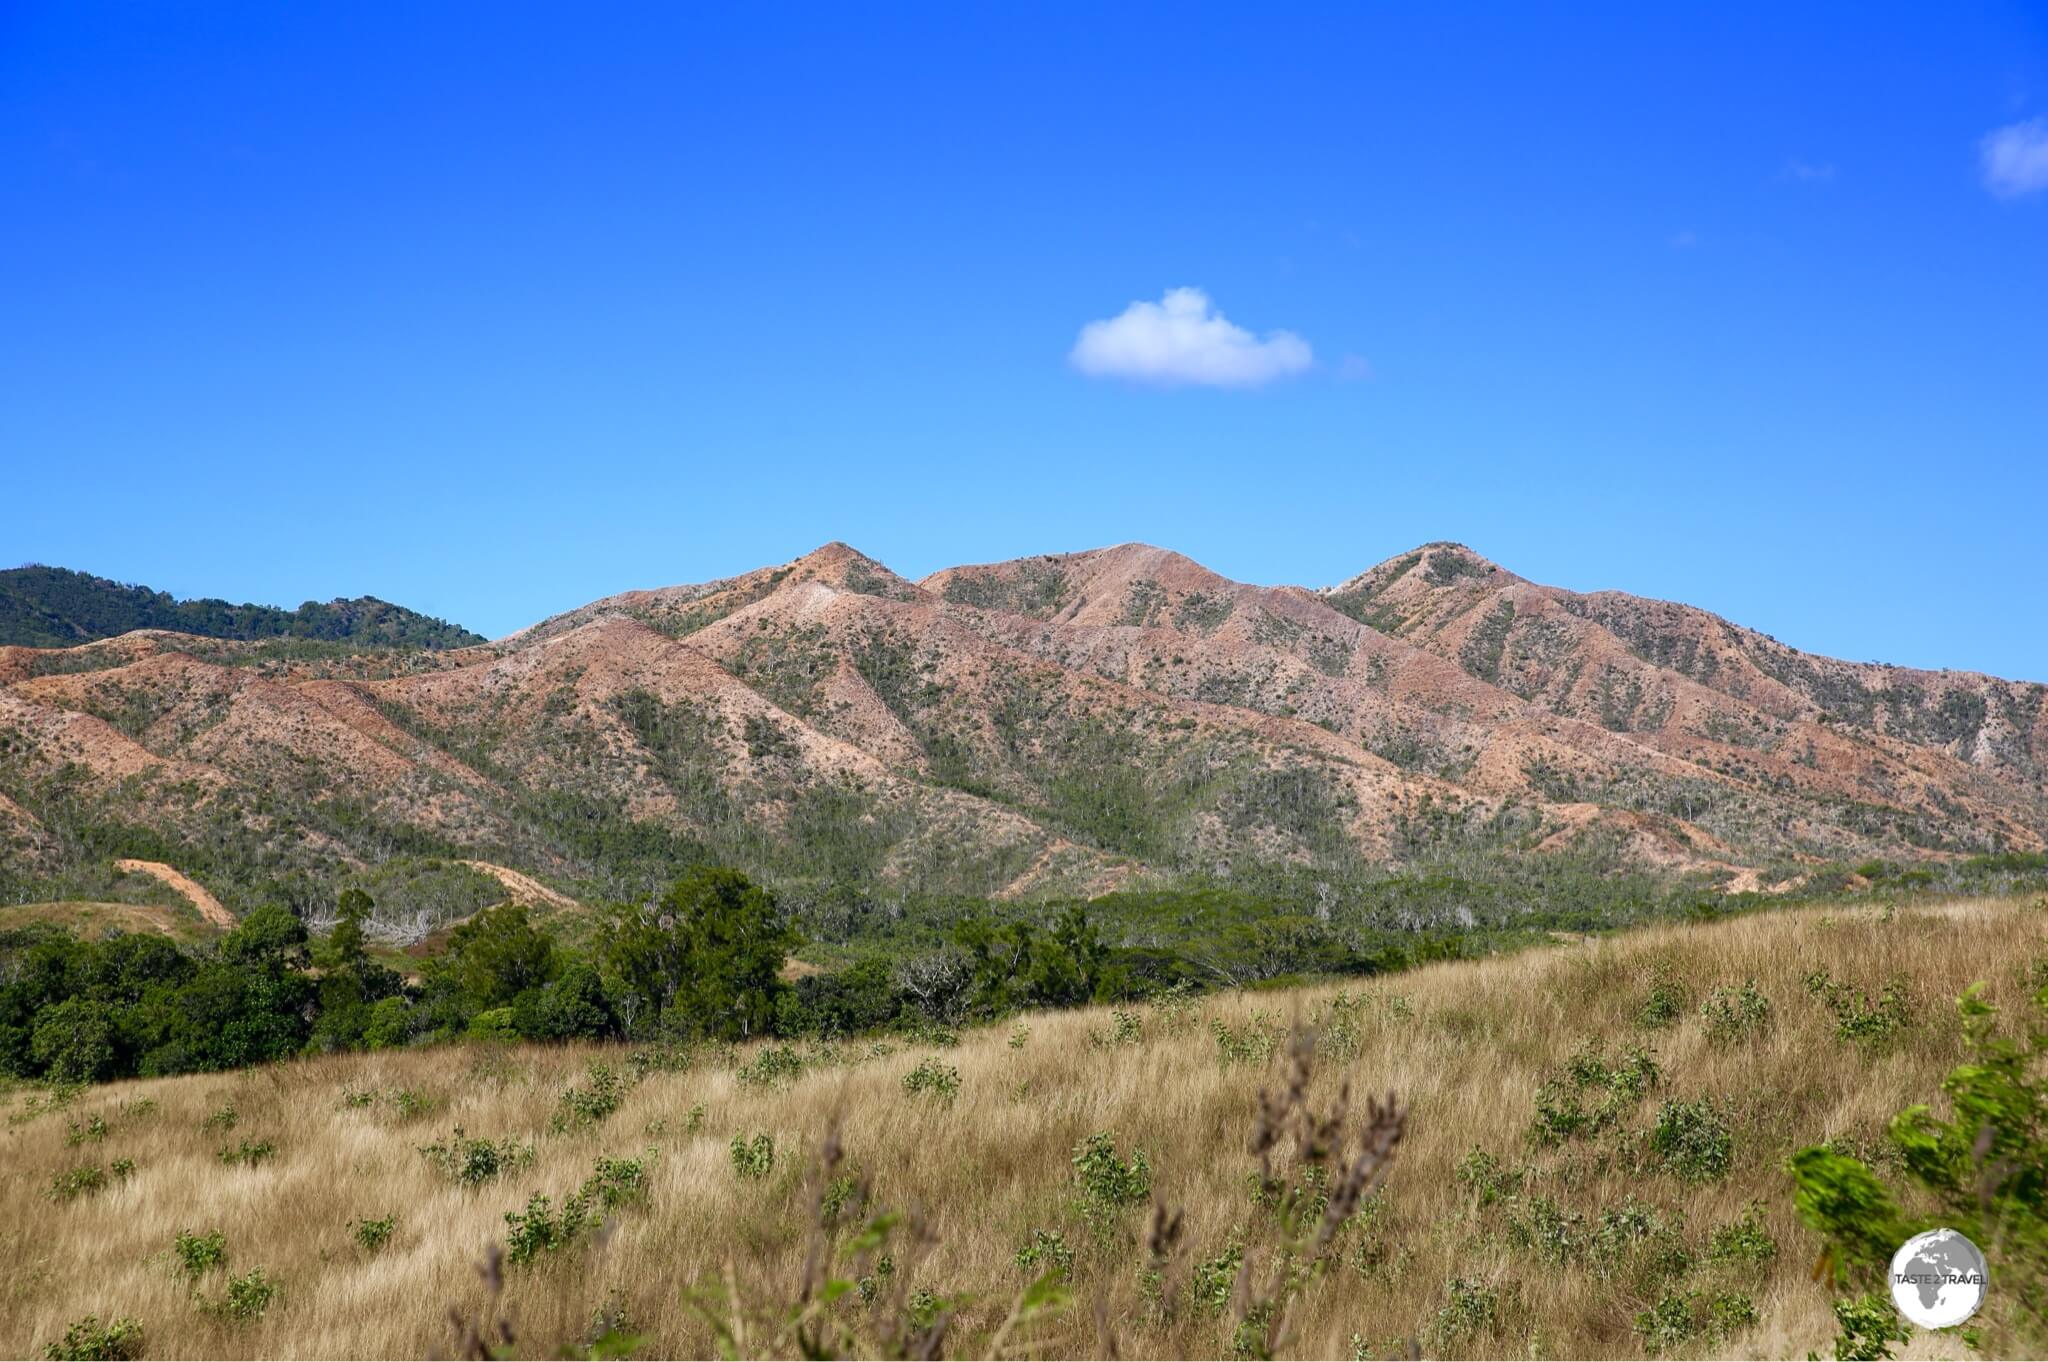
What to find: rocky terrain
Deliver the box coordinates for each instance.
[2,541,2041,928]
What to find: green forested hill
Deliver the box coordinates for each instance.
[0,565,485,649]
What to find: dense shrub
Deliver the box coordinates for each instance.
[1072,1131,1151,1234]
[172,1228,227,1279]
[217,1138,276,1168]
[1701,979,1771,1045]
[349,1216,395,1253]
[211,1269,279,1322]
[418,1129,533,1187]
[40,1315,142,1361]
[550,1062,627,1132]
[735,1046,805,1089]
[1804,970,1912,1047]
[1013,1229,1074,1281]
[900,1057,961,1103]
[1649,1099,1733,1182]
[730,1133,775,1180]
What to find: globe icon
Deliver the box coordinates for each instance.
[1889,1229,1987,1329]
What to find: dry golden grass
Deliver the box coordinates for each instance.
[0,900,214,945]
[3,896,2043,1360]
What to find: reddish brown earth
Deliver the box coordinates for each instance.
[111,859,237,929]
[1,540,2040,920]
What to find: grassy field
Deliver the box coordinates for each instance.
[3,896,2041,1360]
[0,900,217,945]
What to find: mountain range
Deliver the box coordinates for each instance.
[0,565,483,651]
[2,542,2041,928]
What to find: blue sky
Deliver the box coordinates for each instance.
[5,3,2045,677]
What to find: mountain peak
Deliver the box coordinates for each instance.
[1323,542,1513,601]
[782,543,924,600]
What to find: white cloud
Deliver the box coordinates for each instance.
[1981,117,2048,198]
[1069,287,1313,388]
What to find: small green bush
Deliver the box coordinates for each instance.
[1508,1194,1585,1265]
[1429,1277,1500,1348]
[820,1173,862,1228]
[1455,1148,1524,1206]
[1707,1206,1777,1263]
[350,1216,395,1253]
[504,1153,655,1265]
[550,1062,627,1132]
[856,1254,896,1305]
[1638,969,1687,1030]
[217,1139,276,1168]
[906,1287,944,1330]
[64,1115,109,1146]
[1706,1292,1759,1340]
[1089,1010,1144,1050]
[1632,1291,1696,1355]
[504,1193,569,1265]
[1316,991,1370,1060]
[736,1045,805,1089]
[1191,1240,1245,1315]
[49,1164,118,1202]
[730,1133,774,1180]
[581,1153,652,1211]
[1013,1229,1074,1281]
[202,1105,237,1133]
[1649,1099,1733,1182]
[212,1269,279,1322]
[1531,1042,1660,1145]
[1825,1293,1909,1361]
[1072,1130,1151,1238]
[1804,970,1912,1047]
[173,1228,227,1279]
[1073,1131,1151,1208]
[1212,1014,1282,1070]
[900,1057,961,1103]
[418,1128,534,1187]
[41,1315,142,1361]
[1701,980,1772,1045]
[390,1088,433,1120]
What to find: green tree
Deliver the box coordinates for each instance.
[30,997,118,1083]
[221,905,309,971]
[516,960,614,1040]
[602,868,794,1040]
[313,889,404,1051]
[432,903,557,1013]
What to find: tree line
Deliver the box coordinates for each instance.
[1,867,1317,1085]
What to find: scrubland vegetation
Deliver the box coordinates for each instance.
[5,894,2044,1359]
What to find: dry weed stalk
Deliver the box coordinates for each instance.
[440,1245,516,1361]
[1236,1028,1407,1358]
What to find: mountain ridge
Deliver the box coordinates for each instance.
[0,564,484,650]
[0,540,2040,933]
